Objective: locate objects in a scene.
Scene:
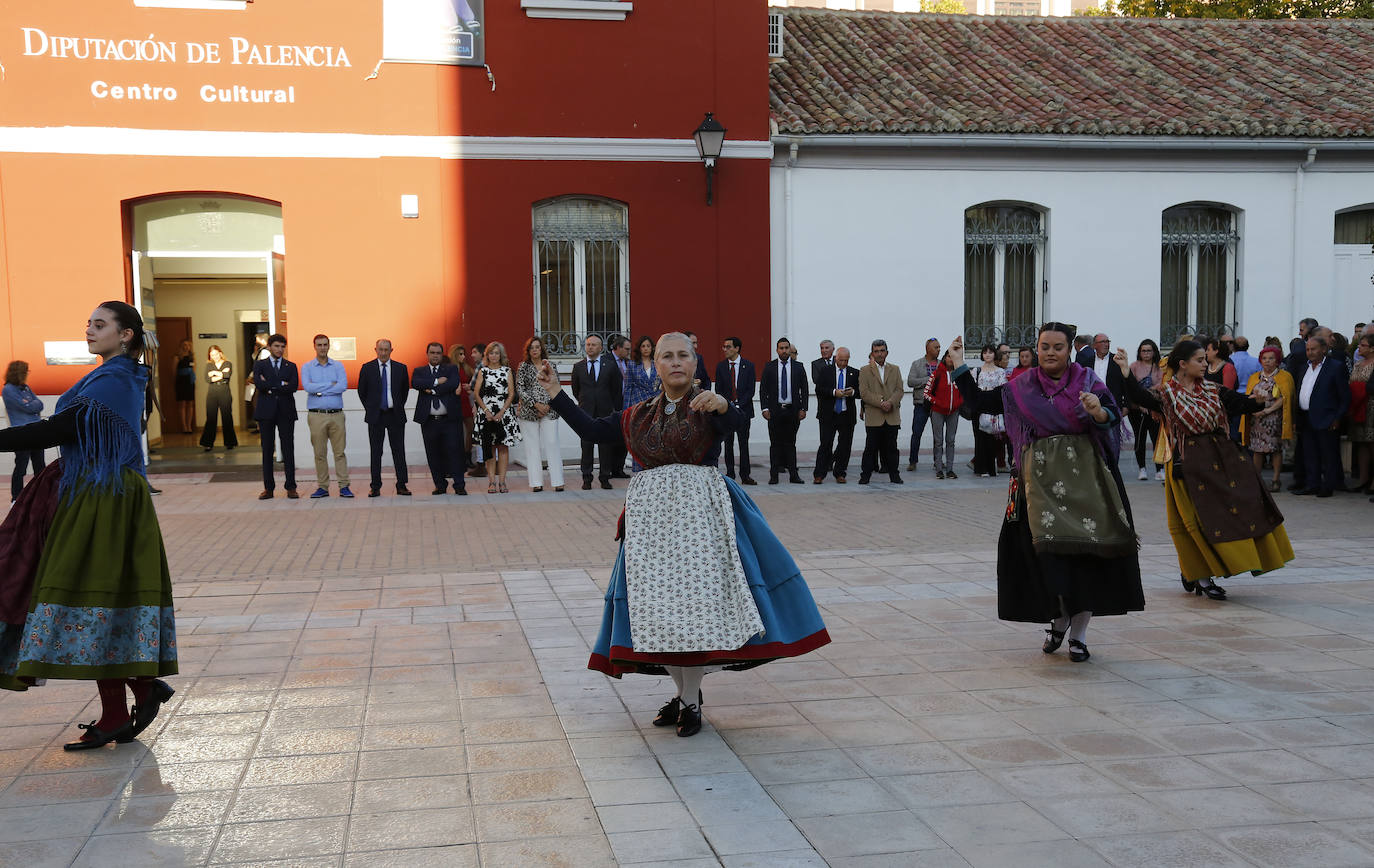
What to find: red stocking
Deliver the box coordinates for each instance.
[94,678,130,732]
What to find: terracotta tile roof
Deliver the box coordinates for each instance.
[770,9,1374,138]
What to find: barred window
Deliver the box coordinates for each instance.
[1160,204,1239,346]
[532,197,629,358]
[964,203,1046,349]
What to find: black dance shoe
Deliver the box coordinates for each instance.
[129,679,175,739]
[64,718,136,751]
[1199,582,1227,600]
[677,703,702,737]
[652,697,682,727]
[1043,627,1065,654]
[1181,577,1198,594]
[1067,640,1091,663]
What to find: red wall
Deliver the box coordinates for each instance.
[0,0,771,391]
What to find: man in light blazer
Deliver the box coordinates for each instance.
[252,333,299,499]
[858,338,905,485]
[357,338,411,497]
[412,341,467,495]
[814,346,859,483]
[714,335,757,485]
[570,334,623,490]
[759,336,808,484]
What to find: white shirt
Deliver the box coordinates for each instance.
[777,359,791,405]
[1093,353,1111,382]
[1299,358,1323,411]
[429,365,447,416]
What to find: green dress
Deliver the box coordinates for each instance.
[0,356,176,690]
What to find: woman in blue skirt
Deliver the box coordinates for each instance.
[533,333,829,737]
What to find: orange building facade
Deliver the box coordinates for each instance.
[0,0,772,426]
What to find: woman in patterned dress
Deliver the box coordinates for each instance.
[622,336,661,473]
[951,326,1142,662]
[0,302,176,750]
[1349,333,1374,496]
[532,332,829,737]
[1241,346,1295,493]
[1115,341,1293,601]
[473,342,522,494]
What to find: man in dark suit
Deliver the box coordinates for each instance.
[814,345,858,483]
[252,333,299,500]
[714,336,756,485]
[1074,334,1096,368]
[412,341,467,495]
[759,336,808,484]
[810,339,835,389]
[1086,333,1126,411]
[606,336,633,478]
[1293,335,1351,498]
[358,339,411,497]
[686,331,712,391]
[571,334,623,490]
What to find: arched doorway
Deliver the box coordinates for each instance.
[124,194,284,454]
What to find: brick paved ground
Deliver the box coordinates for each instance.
[3,462,1374,866]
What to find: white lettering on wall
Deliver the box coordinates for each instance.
[91,80,179,101]
[199,83,295,103]
[20,27,349,68]
[229,37,350,67]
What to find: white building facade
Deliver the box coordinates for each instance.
[771,139,1374,372]
[769,10,1374,379]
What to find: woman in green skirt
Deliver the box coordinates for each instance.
[0,301,176,750]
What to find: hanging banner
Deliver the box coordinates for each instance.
[382,0,484,67]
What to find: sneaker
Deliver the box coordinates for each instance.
[936,470,945,480]
[339,487,354,498]
[946,470,958,479]
[1138,468,1149,481]
[309,488,330,498]
[1155,469,1165,481]
[906,462,916,472]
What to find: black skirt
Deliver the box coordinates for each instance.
[996,464,1145,623]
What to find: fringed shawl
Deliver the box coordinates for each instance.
[1003,363,1121,473]
[53,355,147,498]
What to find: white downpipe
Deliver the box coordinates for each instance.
[783,140,799,340]
[1290,147,1317,332]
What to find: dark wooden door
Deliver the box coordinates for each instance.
[155,316,193,433]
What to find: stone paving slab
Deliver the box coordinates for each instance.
[1,472,1373,866]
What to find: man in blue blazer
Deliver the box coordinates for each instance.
[1293,335,1351,497]
[714,336,756,485]
[252,333,299,499]
[759,336,809,484]
[358,339,411,497]
[412,341,467,495]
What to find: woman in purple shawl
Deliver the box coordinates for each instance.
[951,324,1143,662]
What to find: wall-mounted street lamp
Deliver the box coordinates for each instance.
[692,112,726,206]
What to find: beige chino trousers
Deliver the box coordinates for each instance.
[307,411,350,488]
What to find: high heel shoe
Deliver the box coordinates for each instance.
[1042,627,1065,654]
[1198,581,1227,600]
[63,717,136,751]
[1067,640,1090,663]
[129,679,175,739]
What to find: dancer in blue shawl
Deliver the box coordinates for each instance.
[0,302,175,750]
[951,327,1144,663]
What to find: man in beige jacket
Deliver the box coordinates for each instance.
[858,338,905,485]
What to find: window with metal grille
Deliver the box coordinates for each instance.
[533,197,629,358]
[1160,204,1239,346]
[963,203,1046,349]
[769,12,784,58]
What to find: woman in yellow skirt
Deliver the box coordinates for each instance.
[1114,341,1294,600]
